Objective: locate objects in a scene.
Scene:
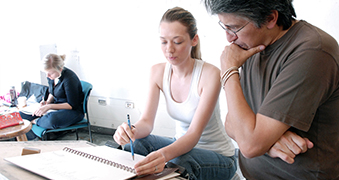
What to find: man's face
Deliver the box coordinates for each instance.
[218,13,267,50]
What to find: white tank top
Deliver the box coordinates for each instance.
[162,59,235,156]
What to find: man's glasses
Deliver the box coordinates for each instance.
[218,21,250,38]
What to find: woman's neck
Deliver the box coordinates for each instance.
[171,58,195,78]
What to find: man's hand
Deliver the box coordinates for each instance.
[267,131,314,164]
[220,43,265,72]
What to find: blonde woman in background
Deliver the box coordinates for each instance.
[20,54,84,140]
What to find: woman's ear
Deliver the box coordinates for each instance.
[192,34,199,47]
[266,10,279,29]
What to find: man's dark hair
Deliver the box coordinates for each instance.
[203,0,296,30]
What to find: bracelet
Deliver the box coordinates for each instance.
[221,70,239,87]
[220,66,238,83]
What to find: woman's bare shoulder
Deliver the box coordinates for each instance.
[150,62,166,74]
[201,61,220,76]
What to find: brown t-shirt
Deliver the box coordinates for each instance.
[239,20,339,179]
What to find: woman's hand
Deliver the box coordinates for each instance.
[33,104,50,116]
[113,122,136,145]
[40,100,47,106]
[134,150,166,175]
[267,131,314,164]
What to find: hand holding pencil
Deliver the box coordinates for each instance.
[112,114,136,160]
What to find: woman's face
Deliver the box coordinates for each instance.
[45,68,61,80]
[159,21,197,65]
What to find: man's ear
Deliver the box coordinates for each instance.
[266,10,279,29]
[192,34,199,47]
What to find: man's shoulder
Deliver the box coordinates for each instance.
[293,21,338,53]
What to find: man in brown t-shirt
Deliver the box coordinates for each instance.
[204,0,339,179]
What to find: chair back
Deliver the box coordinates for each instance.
[80,81,93,115]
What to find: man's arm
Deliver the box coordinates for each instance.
[267,131,314,164]
[225,108,291,158]
[221,44,314,159]
[221,43,290,158]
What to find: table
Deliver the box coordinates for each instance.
[0,140,96,180]
[0,119,32,141]
[1,141,187,180]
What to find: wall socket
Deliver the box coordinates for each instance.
[98,99,107,106]
[125,102,134,109]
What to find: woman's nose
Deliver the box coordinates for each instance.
[166,43,174,53]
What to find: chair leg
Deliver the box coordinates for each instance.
[88,125,93,143]
[89,132,93,143]
[41,132,47,141]
[75,129,79,140]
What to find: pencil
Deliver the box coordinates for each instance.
[127,114,134,160]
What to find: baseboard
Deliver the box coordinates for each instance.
[90,125,116,135]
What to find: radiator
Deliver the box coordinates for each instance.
[88,96,176,138]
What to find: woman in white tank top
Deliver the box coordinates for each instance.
[113,7,236,180]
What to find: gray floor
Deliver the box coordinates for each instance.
[53,126,119,147]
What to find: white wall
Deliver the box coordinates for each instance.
[1,0,338,136]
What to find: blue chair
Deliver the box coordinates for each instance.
[31,81,93,143]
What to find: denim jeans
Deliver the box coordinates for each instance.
[19,110,84,140]
[124,135,237,180]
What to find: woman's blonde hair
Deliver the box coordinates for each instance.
[161,7,202,60]
[42,53,66,71]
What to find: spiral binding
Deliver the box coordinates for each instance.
[63,147,136,173]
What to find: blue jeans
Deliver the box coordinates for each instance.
[19,110,84,140]
[124,135,237,180]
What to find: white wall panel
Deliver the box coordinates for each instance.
[1,0,339,138]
